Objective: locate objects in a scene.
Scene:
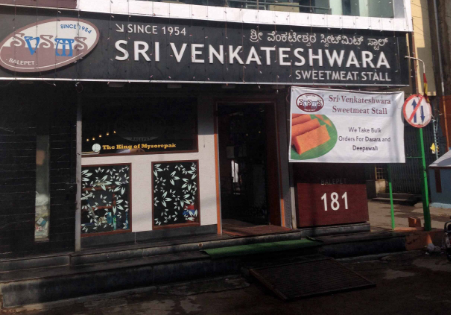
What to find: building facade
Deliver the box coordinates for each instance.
[0,0,414,256]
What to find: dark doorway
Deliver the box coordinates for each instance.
[218,103,281,231]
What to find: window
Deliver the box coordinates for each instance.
[435,169,442,193]
[152,161,200,228]
[136,0,396,18]
[82,98,198,156]
[342,0,394,18]
[299,0,331,14]
[81,164,131,235]
[0,0,77,9]
[35,102,50,241]
[35,135,50,241]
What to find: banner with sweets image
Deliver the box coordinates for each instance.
[289,87,405,163]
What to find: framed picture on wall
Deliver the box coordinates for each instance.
[152,161,200,229]
[81,163,132,236]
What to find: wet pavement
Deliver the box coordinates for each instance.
[18,251,451,315]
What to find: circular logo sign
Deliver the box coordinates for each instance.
[296,93,324,112]
[403,94,432,128]
[92,143,101,153]
[0,18,99,73]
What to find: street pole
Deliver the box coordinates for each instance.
[418,128,432,231]
[75,95,82,251]
[431,0,450,152]
[387,164,395,230]
[405,56,432,231]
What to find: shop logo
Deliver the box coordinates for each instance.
[296,93,324,112]
[0,18,99,73]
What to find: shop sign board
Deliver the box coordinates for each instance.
[289,87,405,163]
[0,18,99,73]
[403,94,432,128]
[0,6,409,85]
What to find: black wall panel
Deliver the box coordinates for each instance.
[0,83,76,257]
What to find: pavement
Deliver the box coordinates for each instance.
[18,251,451,315]
[368,200,450,231]
[3,200,449,313]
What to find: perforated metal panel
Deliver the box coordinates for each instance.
[250,257,375,300]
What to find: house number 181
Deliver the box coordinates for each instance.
[321,192,348,211]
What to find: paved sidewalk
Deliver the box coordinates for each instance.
[22,251,451,315]
[368,201,450,231]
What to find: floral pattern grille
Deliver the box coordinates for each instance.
[81,164,131,235]
[153,161,200,227]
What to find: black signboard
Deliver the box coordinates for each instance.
[0,6,409,86]
[82,97,197,156]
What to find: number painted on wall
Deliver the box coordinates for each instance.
[321,192,348,211]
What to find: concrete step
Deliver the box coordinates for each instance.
[0,229,410,309]
[0,240,321,308]
[0,223,370,274]
[69,223,370,267]
[373,194,421,205]
[377,193,418,199]
[0,251,230,308]
[373,197,412,203]
[0,252,71,273]
[70,230,306,267]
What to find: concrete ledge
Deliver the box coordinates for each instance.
[297,223,370,237]
[0,224,371,270]
[319,235,406,258]
[81,224,218,248]
[0,253,70,272]
[1,256,240,308]
[0,228,416,308]
[72,231,305,266]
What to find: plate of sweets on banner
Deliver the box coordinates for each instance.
[290,114,338,160]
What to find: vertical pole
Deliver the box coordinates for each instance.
[431,0,448,153]
[443,96,450,151]
[387,164,395,230]
[75,96,82,251]
[418,127,431,231]
[408,28,432,230]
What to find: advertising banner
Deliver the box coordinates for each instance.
[289,87,405,163]
[0,6,409,85]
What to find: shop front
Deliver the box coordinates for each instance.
[76,85,292,247]
[0,4,410,254]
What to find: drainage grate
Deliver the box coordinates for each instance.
[250,257,375,300]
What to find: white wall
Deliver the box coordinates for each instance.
[81,98,218,233]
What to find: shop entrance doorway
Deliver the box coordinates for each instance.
[217,102,283,236]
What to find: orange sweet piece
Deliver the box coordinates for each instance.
[293,125,330,155]
[291,119,320,142]
[291,114,311,126]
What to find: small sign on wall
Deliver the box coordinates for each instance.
[296,183,369,227]
[294,163,369,228]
